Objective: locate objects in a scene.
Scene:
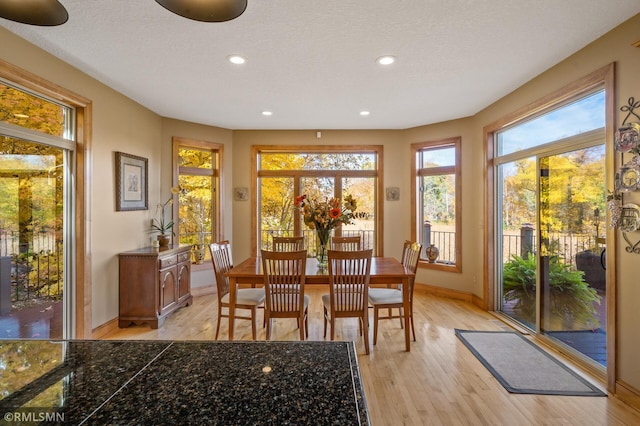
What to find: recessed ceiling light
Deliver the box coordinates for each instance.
[360,111,370,116]
[228,55,246,64]
[376,56,396,65]
[262,111,272,116]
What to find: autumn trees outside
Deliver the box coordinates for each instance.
[258,151,377,252]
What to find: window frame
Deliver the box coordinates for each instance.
[251,145,384,257]
[411,136,462,272]
[172,137,222,265]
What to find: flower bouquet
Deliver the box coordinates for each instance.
[294,194,357,267]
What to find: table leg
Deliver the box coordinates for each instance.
[402,277,410,352]
[229,277,236,340]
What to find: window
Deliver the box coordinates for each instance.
[253,146,382,256]
[412,137,461,271]
[172,137,222,263]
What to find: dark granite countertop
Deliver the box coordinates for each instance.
[0,340,369,425]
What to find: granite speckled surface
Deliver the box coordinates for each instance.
[0,340,369,425]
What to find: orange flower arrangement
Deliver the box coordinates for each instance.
[294,194,357,236]
[295,194,357,266]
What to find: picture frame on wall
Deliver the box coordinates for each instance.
[234,187,249,201]
[115,151,148,211]
[386,187,400,201]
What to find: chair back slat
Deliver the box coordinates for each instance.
[272,236,305,252]
[401,240,422,299]
[261,249,307,314]
[209,241,232,299]
[328,249,372,312]
[331,236,362,251]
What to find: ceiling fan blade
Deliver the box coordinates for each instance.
[155,0,248,23]
[0,0,68,26]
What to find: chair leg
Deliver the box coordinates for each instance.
[373,306,379,345]
[215,305,222,340]
[399,307,404,329]
[410,312,416,341]
[251,307,257,340]
[266,315,272,341]
[304,309,309,339]
[299,315,305,340]
[323,307,328,338]
[330,316,335,341]
[362,313,370,355]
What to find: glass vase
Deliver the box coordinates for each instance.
[316,229,331,269]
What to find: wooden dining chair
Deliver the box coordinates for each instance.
[209,241,265,340]
[331,235,362,251]
[368,240,422,345]
[272,236,305,252]
[260,249,309,340]
[323,249,373,354]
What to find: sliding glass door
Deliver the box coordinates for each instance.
[1,79,75,339]
[495,90,607,366]
[539,147,605,365]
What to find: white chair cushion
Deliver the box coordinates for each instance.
[266,294,310,310]
[368,288,402,305]
[221,288,265,306]
[322,293,365,310]
[321,293,330,308]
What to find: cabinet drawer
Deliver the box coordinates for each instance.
[178,251,190,263]
[159,255,177,269]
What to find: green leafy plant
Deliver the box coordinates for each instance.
[502,253,601,329]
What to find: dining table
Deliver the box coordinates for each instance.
[226,256,415,351]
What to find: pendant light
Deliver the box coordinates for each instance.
[155,0,247,23]
[0,0,68,26]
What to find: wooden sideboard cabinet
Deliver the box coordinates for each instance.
[118,245,193,329]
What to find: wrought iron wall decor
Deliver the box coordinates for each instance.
[612,97,640,253]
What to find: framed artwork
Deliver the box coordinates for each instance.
[234,187,249,201]
[386,187,400,201]
[115,151,148,211]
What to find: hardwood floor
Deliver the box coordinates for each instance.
[105,287,640,425]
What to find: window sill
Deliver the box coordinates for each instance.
[418,260,461,273]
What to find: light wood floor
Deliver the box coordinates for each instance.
[105,287,640,425]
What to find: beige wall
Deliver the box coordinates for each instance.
[231,130,404,261]
[2,11,640,393]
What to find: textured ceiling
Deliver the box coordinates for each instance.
[2,1,640,130]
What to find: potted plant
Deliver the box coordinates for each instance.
[502,252,601,329]
[151,186,180,247]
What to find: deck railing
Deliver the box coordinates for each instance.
[0,229,63,305]
[0,225,599,308]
